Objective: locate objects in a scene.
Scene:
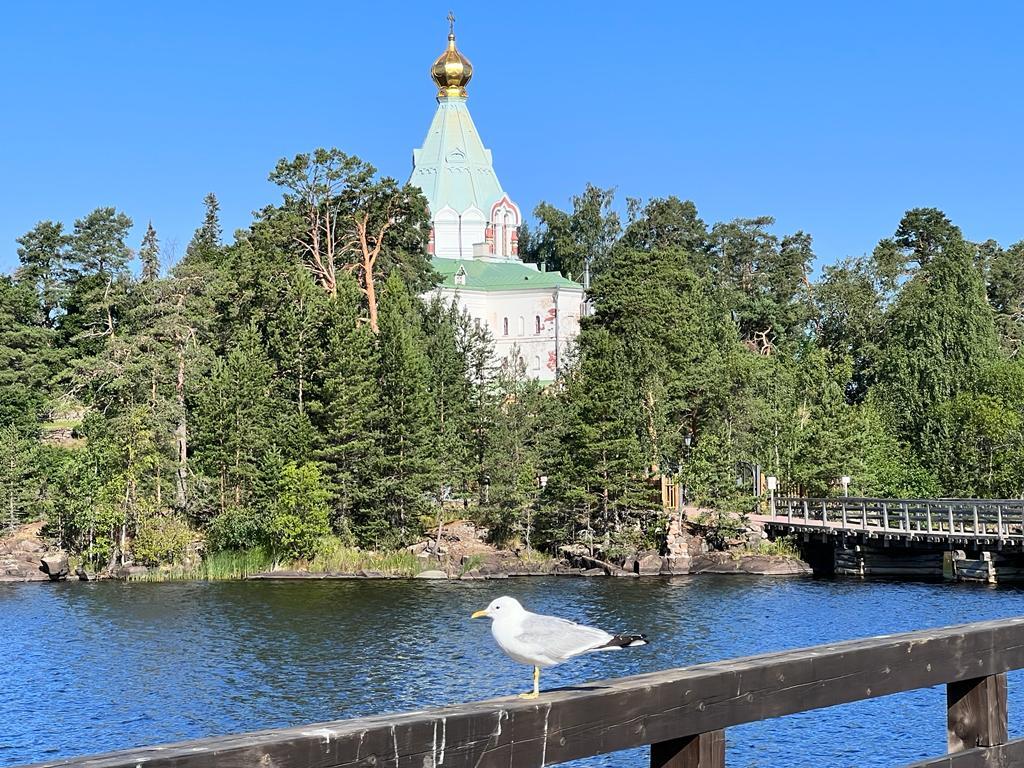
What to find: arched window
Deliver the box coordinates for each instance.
[502,317,509,336]
[533,356,541,370]
[535,315,542,334]
[518,316,525,336]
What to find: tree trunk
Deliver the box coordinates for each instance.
[174,347,188,509]
[365,255,379,333]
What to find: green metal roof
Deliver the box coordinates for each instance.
[432,258,582,292]
[409,96,506,216]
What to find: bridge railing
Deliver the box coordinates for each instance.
[19,617,1024,768]
[771,496,1024,541]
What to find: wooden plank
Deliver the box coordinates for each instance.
[17,617,1024,768]
[947,674,1008,751]
[650,731,725,768]
[901,736,1024,768]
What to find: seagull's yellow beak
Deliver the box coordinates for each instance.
[470,609,488,619]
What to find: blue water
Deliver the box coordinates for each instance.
[1,576,1022,767]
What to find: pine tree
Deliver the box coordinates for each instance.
[139,222,160,283]
[15,220,68,326]
[363,273,438,546]
[186,193,223,262]
[308,275,380,535]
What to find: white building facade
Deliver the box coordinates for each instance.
[408,22,584,380]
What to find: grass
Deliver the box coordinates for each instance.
[750,536,804,560]
[308,539,425,576]
[130,539,428,581]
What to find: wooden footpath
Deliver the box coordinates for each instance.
[17,617,1024,768]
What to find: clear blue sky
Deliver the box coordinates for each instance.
[2,1,1022,274]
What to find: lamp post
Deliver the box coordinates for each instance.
[840,475,851,498]
[767,475,778,516]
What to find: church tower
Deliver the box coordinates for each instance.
[409,15,522,260]
[409,15,584,380]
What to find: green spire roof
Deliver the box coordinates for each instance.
[410,96,507,217]
[431,258,581,292]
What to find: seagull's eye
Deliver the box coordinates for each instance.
[495,605,501,610]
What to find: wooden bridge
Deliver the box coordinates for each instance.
[753,497,1024,581]
[18,617,1024,768]
[757,497,1024,545]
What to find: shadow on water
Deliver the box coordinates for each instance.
[2,575,1024,767]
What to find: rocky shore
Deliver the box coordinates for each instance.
[2,513,811,583]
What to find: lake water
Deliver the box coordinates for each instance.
[2,576,1023,768]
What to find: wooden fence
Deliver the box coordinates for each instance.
[19,617,1024,768]
[766,497,1024,544]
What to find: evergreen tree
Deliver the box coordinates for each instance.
[364,274,438,546]
[186,193,223,262]
[15,220,68,325]
[139,222,160,283]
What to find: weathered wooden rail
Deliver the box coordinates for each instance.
[19,617,1024,768]
[759,497,1024,545]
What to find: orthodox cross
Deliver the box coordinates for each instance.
[447,10,455,35]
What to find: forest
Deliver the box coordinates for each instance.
[2,147,1023,570]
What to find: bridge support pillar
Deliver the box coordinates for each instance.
[945,550,997,584]
[651,730,725,768]
[947,673,1008,752]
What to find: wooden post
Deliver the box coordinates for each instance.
[947,674,1008,752]
[821,500,828,525]
[882,502,890,531]
[862,500,868,530]
[803,499,809,523]
[948,506,954,535]
[903,502,910,532]
[973,506,980,538]
[927,503,934,534]
[997,505,1004,542]
[652,731,725,768]
[842,502,848,529]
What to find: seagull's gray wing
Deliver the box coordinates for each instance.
[515,613,613,662]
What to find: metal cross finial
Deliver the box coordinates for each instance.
[447,10,455,35]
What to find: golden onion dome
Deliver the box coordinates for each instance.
[431,13,473,98]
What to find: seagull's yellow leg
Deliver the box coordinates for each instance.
[519,666,540,699]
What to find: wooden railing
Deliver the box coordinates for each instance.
[19,617,1024,768]
[765,497,1024,542]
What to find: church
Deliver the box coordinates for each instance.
[407,19,584,380]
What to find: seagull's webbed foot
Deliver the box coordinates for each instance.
[518,691,540,700]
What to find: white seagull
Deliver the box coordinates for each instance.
[471,595,648,699]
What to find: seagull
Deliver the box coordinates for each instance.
[471,595,648,699]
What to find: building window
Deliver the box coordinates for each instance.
[535,315,542,334]
[518,316,525,335]
[502,317,509,336]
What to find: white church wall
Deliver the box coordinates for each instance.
[431,286,584,379]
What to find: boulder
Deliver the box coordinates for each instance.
[40,553,70,581]
[636,553,663,576]
[414,569,448,579]
[660,554,691,575]
[358,569,386,578]
[76,565,96,581]
[111,564,150,580]
[459,568,483,580]
[581,567,606,577]
[16,539,45,554]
